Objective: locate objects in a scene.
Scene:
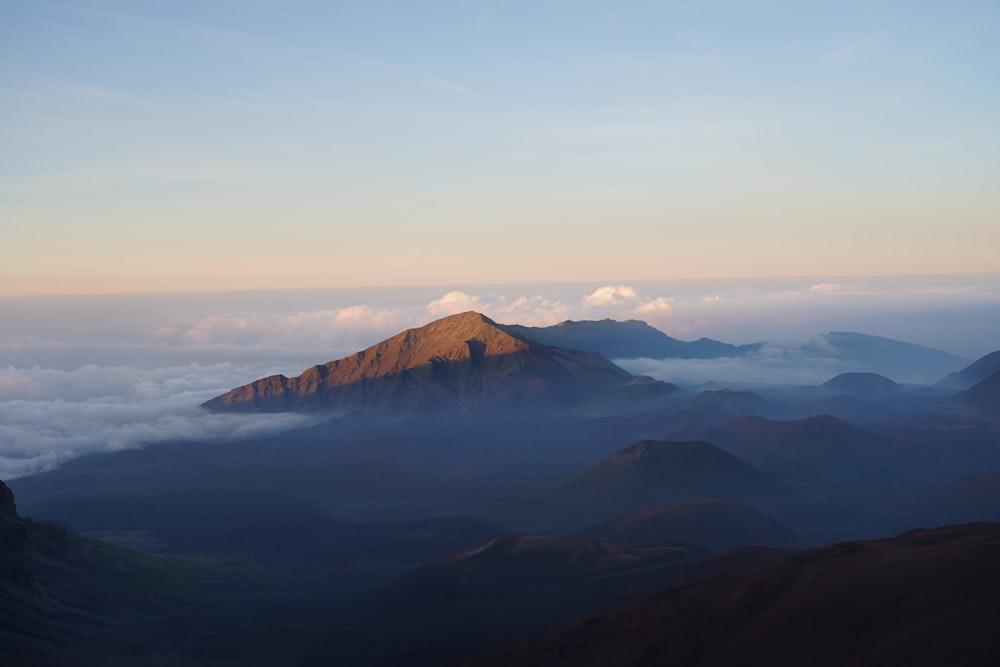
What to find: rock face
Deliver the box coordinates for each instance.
[203,311,631,414]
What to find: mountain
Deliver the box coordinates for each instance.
[956,370,1000,411]
[937,350,1000,391]
[503,319,758,360]
[454,522,1000,667]
[821,371,900,398]
[204,312,631,414]
[569,500,799,552]
[698,414,894,486]
[702,414,888,460]
[803,332,968,383]
[577,375,685,416]
[548,440,786,522]
[689,389,783,418]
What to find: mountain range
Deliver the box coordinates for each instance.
[6,312,1000,666]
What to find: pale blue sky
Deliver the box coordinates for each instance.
[2,1,999,294]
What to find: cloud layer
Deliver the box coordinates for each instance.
[2,276,997,478]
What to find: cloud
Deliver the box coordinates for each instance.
[615,344,849,387]
[635,297,672,314]
[585,285,639,307]
[427,291,485,317]
[0,361,321,479]
[427,291,572,326]
[583,285,639,307]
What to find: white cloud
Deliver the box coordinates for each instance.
[635,297,672,314]
[426,291,485,317]
[426,291,572,326]
[616,344,849,387]
[583,285,639,307]
[0,362,321,480]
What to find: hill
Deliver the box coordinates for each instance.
[454,522,1000,667]
[203,312,631,414]
[546,440,786,523]
[569,500,799,552]
[956,370,1000,412]
[821,372,900,398]
[936,350,1000,391]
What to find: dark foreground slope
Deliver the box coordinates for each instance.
[454,522,1000,667]
[0,480,322,666]
[204,311,630,414]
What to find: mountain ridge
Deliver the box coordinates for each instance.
[204,312,631,414]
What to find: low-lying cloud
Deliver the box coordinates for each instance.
[616,344,851,387]
[0,362,321,479]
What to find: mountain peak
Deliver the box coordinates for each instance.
[203,312,630,414]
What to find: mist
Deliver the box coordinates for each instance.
[2,276,997,478]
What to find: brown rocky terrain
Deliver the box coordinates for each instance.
[203,311,631,414]
[453,522,1000,667]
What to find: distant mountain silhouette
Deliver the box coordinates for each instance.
[550,440,786,521]
[938,351,1000,391]
[456,522,1000,667]
[821,372,900,398]
[689,389,782,418]
[570,499,799,552]
[503,319,758,359]
[704,414,884,456]
[204,312,631,414]
[803,331,968,382]
[578,375,685,416]
[956,370,1000,412]
[699,415,892,481]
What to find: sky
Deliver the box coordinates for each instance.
[3,0,1000,294]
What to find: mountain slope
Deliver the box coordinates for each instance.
[803,331,968,382]
[455,522,1000,667]
[821,372,900,398]
[570,500,799,552]
[547,440,786,523]
[701,415,890,467]
[936,350,1000,391]
[204,312,631,414]
[956,370,1000,412]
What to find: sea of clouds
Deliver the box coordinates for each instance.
[2,277,997,479]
